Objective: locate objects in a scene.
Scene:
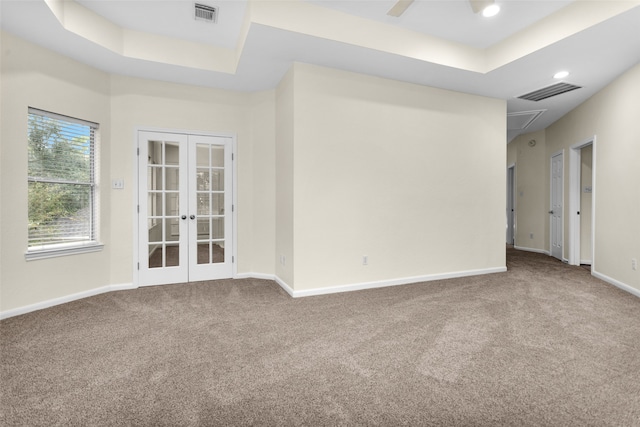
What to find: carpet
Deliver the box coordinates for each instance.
[1,248,639,426]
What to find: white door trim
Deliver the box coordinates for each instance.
[506,163,516,245]
[549,150,564,261]
[568,136,596,267]
[133,127,237,287]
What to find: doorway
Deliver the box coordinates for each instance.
[550,151,563,261]
[137,131,235,286]
[569,137,595,267]
[506,164,515,245]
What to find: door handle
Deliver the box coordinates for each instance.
[548,210,554,214]
[181,215,187,220]
[190,215,196,220]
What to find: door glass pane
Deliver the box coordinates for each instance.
[166,167,179,190]
[211,193,224,215]
[165,243,179,267]
[148,219,163,243]
[212,217,224,239]
[149,244,162,268]
[211,170,224,191]
[166,218,180,242]
[148,193,163,217]
[196,144,209,167]
[197,242,210,264]
[212,242,224,264]
[211,146,224,167]
[148,166,162,190]
[165,142,179,166]
[166,193,179,217]
[197,169,210,191]
[197,193,210,215]
[197,218,210,239]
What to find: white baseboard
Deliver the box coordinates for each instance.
[281,267,506,298]
[1,266,510,319]
[580,260,592,265]
[514,245,550,255]
[0,283,137,320]
[591,270,640,299]
[235,272,275,281]
[274,276,295,297]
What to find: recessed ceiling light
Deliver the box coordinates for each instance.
[554,71,570,79]
[482,4,500,17]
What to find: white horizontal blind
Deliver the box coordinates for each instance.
[27,108,99,250]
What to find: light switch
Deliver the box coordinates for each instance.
[112,179,124,189]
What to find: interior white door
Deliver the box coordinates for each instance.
[138,131,233,286]
[550,152,563,260]
[188,135,233,281]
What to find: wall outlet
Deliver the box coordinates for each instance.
[529,233,534,239]
[362,255,368,266]
[112,179,124,189]
[633,258,637,271]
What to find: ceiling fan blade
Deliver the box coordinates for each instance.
[387,0,415,17]
[469,0,494,14]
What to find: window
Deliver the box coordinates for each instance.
[26,108,102,259]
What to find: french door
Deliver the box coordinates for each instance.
[138,131,233,286]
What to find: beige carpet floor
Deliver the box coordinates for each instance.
[1,248,639,426]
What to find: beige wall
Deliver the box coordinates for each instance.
[275,67,295,286]
[508,64,640,293]
[546,64,640,291]
[288,63,506,290]
[1,33,112,311]
[506,130,548,252]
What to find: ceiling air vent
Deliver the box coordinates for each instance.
[195,3,217,23]
[517,82,582,102]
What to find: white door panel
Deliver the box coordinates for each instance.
[550,152,563,260]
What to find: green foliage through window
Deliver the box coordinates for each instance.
[27,108,98,249]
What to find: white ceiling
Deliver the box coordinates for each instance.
[2,0,640,142]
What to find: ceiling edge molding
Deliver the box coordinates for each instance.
[43,0,238,73]
[41,0,640,78]
[485,1,640,71]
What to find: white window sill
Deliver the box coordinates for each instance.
[25,243,104,261]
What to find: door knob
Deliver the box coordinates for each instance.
[190,215,195,220]
[548,210,554,214]
[181,215,187,220]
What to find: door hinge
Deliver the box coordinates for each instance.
[232,256,235,263]
[137,147,140,156]
[137,205,140,213]
[232,205,234,212]
[137,262,140,270]
[232,153,234,161]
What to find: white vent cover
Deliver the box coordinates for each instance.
[517,82,582,102]
[195,3,217,22]
[507,110,546,130]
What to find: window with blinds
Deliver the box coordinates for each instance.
[27,108,100,256]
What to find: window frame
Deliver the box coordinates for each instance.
[25,108,103,261]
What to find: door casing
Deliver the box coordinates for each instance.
[569,136,596,267]
[506,164,516,245]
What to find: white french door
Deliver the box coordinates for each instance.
[550,152,563,260]
[138,131,233,286]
